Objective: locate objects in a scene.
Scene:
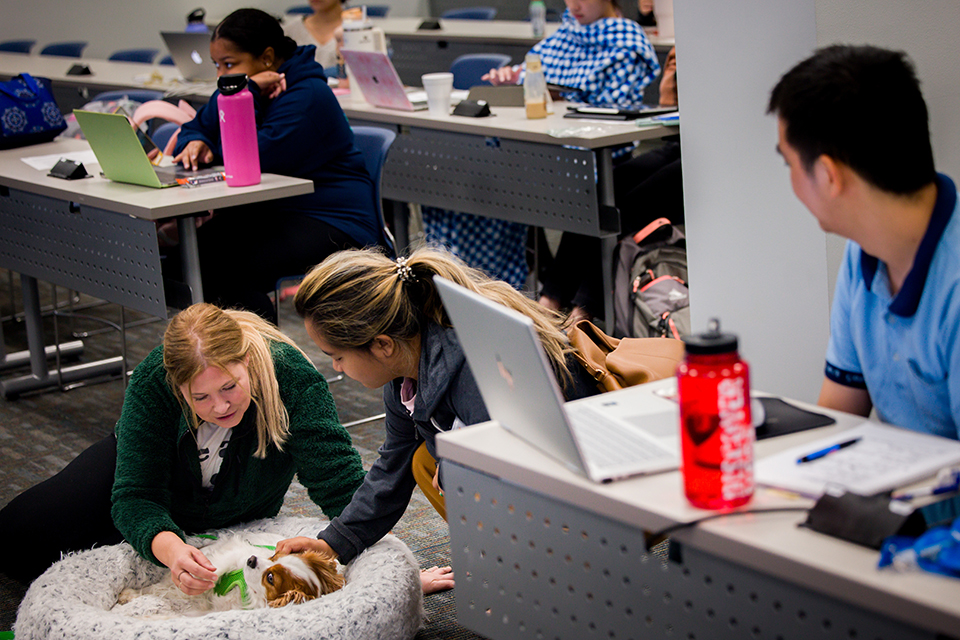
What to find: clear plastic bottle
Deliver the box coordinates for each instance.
[217,73,261,187]
[677,319,754,509]
[529,0,546,38]
[523,53,547,119]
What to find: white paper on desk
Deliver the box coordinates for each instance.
[755,422,960,497]
[21,150,99,172]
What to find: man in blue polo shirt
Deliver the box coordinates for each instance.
[768,44,960,440]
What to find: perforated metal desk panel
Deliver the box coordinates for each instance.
[437,390,960,640]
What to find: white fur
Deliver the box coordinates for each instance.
[14,517,424,640]
[111,533,295,617]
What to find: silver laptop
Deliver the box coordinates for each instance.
[340,49,428,111]
[161,31,216,82]
[434,276,680,483]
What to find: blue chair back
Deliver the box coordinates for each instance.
[152,122,181,150]
[0,39,36,54]
[91,90,165,104]
[39,41,88,58]
[441,6,497,20]
[159,55,175,66]
[108,48,159,64]
[286,5,313,15]
[365,5,390,17]
[450,53,511,90]
[352,126,398,256]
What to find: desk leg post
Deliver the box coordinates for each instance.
[177,217,204,304]
[597,148,617,334]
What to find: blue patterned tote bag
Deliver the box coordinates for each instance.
[0,74,67,149]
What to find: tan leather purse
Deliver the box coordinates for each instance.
[568,320,684,393]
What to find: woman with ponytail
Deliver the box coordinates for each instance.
[276,247,599,592]
[169,7,381,324]
[0,303,364,591]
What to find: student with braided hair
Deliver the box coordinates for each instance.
[276,247,600,592]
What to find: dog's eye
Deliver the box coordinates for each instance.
[266,572,274,585]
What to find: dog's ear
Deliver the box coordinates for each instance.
[268,590,315,608]
[300,551,346,595]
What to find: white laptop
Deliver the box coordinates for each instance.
[161,31,216,82]
[340,49,428,111]
[434,276,681,483]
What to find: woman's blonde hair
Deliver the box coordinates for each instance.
[163,303,307,458]
[294,246,575,386]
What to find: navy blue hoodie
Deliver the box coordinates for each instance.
[176,45,380,247]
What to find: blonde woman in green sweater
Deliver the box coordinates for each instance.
[0,304,363,589]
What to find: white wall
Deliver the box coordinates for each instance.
[677,0,960,403]
[676,0,828,402]
[0,0,429,59]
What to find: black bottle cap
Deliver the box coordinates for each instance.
[217,73,248,95]
[682,318,739,354]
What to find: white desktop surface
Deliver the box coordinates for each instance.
[0,138,313,220]
[337,93,676,149]
[0,53,214,102]
[368,16,674,49]
[437,383,960,637]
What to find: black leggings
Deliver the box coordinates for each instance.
[164,207,360,323]
[0,435,121,583]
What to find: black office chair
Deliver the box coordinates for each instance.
[286,5,313,15]
[441,6,497,20]
[0,39,36,54]
[450,53,511,90]
[365,5,390,17]
[108,49,160,64]
[39,41,88,58]
[159,55,175,66]
[90,90,166,104]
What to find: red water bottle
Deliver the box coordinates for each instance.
[677,319,754,509]
[217,73,260,187]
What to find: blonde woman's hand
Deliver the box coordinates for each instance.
[482,65,520,86]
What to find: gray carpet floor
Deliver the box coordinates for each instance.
[0,269,484,639]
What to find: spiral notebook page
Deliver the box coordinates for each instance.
[755,422,960,498]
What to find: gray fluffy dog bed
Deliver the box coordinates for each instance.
[14,517,423,640]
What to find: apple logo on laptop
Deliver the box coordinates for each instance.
[496,355,514,391]
[191,50,203,65]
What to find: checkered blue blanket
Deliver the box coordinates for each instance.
[530,10,660,110]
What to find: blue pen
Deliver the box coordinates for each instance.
[796,437,861,464]
[893,469,960,501]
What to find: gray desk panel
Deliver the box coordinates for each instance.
[445,461,933,640]
[0,188,166,318]
[377,126,618,236]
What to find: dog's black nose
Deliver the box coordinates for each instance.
[246,555,258,569]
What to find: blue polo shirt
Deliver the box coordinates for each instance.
[825,174,960,439]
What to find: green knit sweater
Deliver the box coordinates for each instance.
[111,342,364,565]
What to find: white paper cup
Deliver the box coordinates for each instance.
[421,72,454,117]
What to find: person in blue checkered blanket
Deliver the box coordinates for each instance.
[483,0,660,109]
[423,0,660,294]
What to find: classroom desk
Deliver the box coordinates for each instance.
[339,93,677,325]
[0,52,213,111]
[437,385,960,640]
[370,17,675,94]
[0,137,313,397]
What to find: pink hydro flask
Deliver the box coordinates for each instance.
[217,73,261,187]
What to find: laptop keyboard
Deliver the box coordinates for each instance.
[567,403,672,470]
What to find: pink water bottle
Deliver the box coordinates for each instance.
[677,318,754,510]
[217,73,260,187]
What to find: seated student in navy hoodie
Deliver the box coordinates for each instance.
[172,8,380,324]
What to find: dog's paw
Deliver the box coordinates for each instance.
[268,589,315,608]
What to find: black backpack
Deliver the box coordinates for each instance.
[612,218,690,339]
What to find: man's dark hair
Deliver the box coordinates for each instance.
[212,8,298,61]
[768,44,935,195]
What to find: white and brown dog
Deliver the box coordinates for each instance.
[112,533,343,618]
